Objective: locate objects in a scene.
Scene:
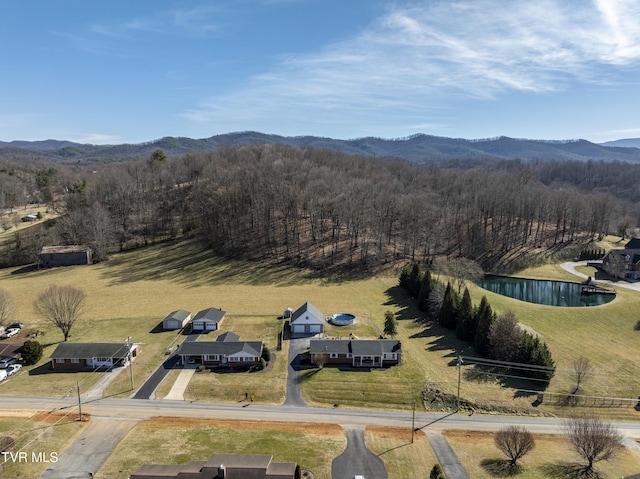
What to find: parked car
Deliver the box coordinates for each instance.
[0,357,16,368]
[0,370,6,382]
[0,328,19,339]
[7,322,23,330]
[6,364,21,376]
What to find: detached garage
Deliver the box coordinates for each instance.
[290,302,325,336]
[190,308,226,332]
[162,309,191,330]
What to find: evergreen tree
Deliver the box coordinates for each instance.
[517,332,556,385]
[21,340,43,365]
[408,263,422,297]
[398,265,411,292]
[383,310,398,338]
[430,463,446,479]
[438,282,458,330]
[456,287,474,341]
[417,269,434,312]
[474,295,495,356]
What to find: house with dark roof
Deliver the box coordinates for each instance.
[309,339,402,368]
[177,333,263,368]
[50,342,139,371]
[602,238,640,279]
[289,302,324,335]
[190,308,226,332]
[129,453,298,479]
[39,245,92,267]
[162,309,191,330]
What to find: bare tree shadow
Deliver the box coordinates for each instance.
[540,462,605,479]
[480,458,524,477]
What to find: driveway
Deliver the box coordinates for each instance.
[560,260,640,291]
[332,426,387,479]
[132,332,200,400]
[424,431,470,479]
[284,337,310,407]
[38,417,139,479]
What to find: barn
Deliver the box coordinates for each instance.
[39,245,92,267]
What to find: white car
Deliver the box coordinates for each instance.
[6,364,21,376]
[0,328,19,339]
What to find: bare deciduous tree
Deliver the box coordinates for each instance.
[34,285,85,341]
[571,357,593,393]
[563,417,623,476]
[494,425,535,467]
[0,289,15,327]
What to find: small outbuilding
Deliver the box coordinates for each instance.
[39,245,92,267]
[290,302,324,336]
[190,308,226,332]
[162,309,191,330]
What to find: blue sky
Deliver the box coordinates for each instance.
[2,0,640,144]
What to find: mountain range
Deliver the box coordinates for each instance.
[2,132,640,164]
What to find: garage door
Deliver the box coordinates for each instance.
[310,325,321,333]
[192,323,204,330]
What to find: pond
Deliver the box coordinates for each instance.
[478,276,616,307]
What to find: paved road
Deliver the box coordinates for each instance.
[332,426,387,479]
[132,332,200,400]
[284,337,310,407]
[38,417,139,479]
[424,431,470,479]
[4,396,640,438]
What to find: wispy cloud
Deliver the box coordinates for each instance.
[182,0,640,136]
[68,133,123,145]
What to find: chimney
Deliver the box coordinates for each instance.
[218,464,226,478]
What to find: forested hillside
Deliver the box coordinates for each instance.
[1,144,639,273]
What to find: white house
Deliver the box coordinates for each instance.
[290,302,324,335]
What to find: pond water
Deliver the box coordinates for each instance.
[478,276,616,307]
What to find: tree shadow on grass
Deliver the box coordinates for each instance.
[480,458,524,477]
[540,462,605,479]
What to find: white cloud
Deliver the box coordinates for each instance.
[182,0,640,136]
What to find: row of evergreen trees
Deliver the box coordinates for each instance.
[578,248,606,261]
[399,264,555,385]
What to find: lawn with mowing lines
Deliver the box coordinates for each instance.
[97,418,346,479]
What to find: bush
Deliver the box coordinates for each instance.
[430,463,446,479]
[261,346,271,362]
[20,340,43,365]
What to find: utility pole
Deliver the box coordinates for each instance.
[127,336,134,390]
[411,400,415,443]
[76,382,82,422]
[456,355,464,411]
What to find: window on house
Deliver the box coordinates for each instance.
[55,358,65,363]
[204,354,219,361]
[71,358,80,363]
[94,357,110,363]
[330,353,338,358]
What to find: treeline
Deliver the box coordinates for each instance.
[399,264,556,385]
[2,144,639,270]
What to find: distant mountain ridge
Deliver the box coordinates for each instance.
[2,132,640,164]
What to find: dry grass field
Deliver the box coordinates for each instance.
[0,238,639,415]
[96,418,346,479]
[0,412,86,478]
[443,429,640,478]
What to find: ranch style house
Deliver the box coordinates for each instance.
[50,342,139,371]
[309,339,402,368]
[177,332,263,368]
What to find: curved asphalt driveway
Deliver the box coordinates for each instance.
[332,426,387,479]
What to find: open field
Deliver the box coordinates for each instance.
[96,417,347,479]
[0,412,87,478]
[443,429,640,478]
[0,240,639,417]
